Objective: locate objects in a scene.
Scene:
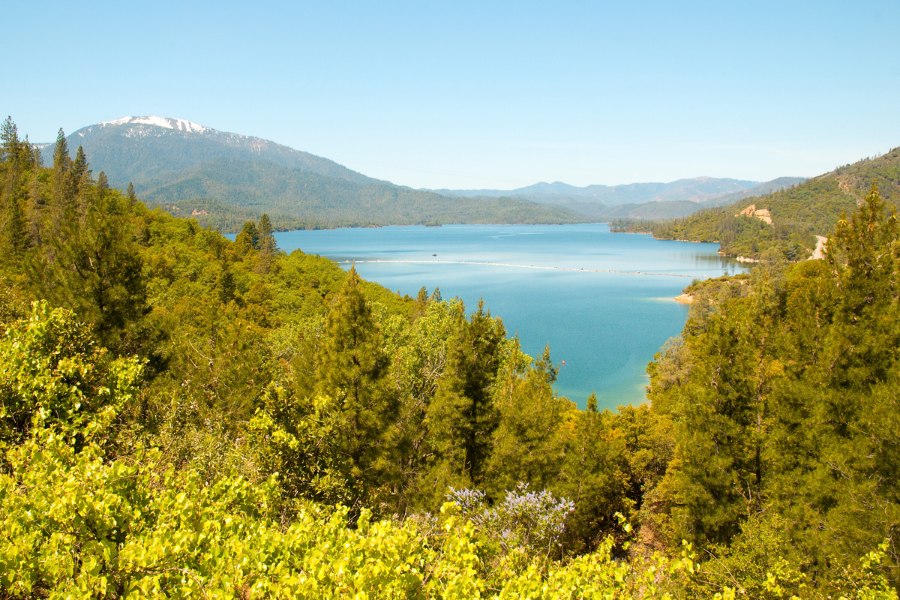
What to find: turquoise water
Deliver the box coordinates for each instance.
[275,224,743,410]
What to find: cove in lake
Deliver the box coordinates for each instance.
[275,224,744,410]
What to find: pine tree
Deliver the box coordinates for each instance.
[315,266,392,506]
[1,117,30,257]
[234,220,259,255]
[97,172,109,201]
[28,146,146,352]
[1,116,20,164]
[255,213,276,273]
[554,404,635,552]
[217,262,236,304]
[825,186,897,385]
[458,300,505,475]
[51,128,69,171]
[50,128,75,222]
[412,286,429,318]
[424,300,506,498]
[257,213,276,254]
[425,322,476,497]
[486,344,567,495]
[0,118,36,171]
[72,146,90,184]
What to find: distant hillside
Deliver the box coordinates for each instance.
[623,148,900,260]
[440,177,760,205]
[439,177,804,221]
[47,116,582,230]
[699,177,807,208]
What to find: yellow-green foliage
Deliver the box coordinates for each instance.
[0,301,144,451]
[0,427,703,598]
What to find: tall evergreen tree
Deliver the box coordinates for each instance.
[97,171,109,201]
[257,213,276,254]
[1,116,20,165]
[315,266,392,507]
[27,145,146,351]
[424,300,506,498]
[72,146,89,181]
[0,117,35,171]
[0,117,30,257]
[51,128,69,171]
[486,345,568,495]
[234,220,259,255]
[71,146,91,195]
[255,213,276,273]
[50,128,76,223]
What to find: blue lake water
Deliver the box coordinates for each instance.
[275,224,744,410]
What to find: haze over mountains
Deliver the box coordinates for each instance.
[438,177,806,220]
[47,116,803,230]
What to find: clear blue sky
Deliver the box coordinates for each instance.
[5,1,898,189]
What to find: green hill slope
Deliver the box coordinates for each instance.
[626,147,900,259]
[142,157,585,230]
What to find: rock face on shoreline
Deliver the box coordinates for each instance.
[674,293,694,304]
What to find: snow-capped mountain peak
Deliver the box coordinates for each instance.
[101,115,207,133]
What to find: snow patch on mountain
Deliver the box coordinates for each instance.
[102,116,207,133]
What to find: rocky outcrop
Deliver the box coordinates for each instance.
[736,204,773,225]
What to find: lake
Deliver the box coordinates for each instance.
[275,224,743,410]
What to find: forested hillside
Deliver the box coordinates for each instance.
[48,117,584,231]
[614,148,900,260]
[1,117,897,597]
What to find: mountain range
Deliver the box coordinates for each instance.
[46,116,803,230]
[437,177,806,220]
[46,117,580,230]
